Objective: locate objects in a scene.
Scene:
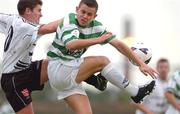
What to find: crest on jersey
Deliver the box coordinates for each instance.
[71,29,79,37]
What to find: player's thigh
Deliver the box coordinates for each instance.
[64,94,92,114]
[16,103,34,114]
[76,56,110,83]
[40,59,49,85]
[1,73,34,113]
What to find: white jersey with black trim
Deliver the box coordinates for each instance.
[136,78,168,114]
[0,13,40,73]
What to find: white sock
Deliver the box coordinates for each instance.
[101,63,139,96]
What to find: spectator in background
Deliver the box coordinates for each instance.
[132,58,170,114]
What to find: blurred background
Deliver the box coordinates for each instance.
[0,0,180,114]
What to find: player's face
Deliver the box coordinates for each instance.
[76,4,97,27]
[157,62,169,80]
[26,4,42,24]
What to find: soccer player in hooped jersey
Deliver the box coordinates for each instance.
[0,0,108,114]
[47,0,158,114]
[165,71,180,114]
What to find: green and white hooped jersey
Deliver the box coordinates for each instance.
[47,13,116,61]
[166,71,180,101]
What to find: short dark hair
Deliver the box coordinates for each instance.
[79,0,98,11]
[17,0,43,15]
[157,58,169,66]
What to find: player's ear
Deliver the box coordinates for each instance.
[25,8,32,15]
[95,14,97,18]
[76,6,79,13]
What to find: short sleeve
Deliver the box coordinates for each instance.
[57,24,79,45]
[92,22,116,45]
[0,13,14,33]
[101,33,116,45]
[165,71,180,94]
[166,77,177,94]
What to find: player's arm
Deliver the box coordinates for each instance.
[131,102,154,114]
[110,39,144,66]
[110,39,157,77]
[66,32,113,50]
[165,72,180,111]
[38,18,63,35]
[165,91,180,111]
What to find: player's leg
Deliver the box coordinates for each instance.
[75,56,110,83]
[40,59,49,85]
[40,59,107,91]
[1,70,35,114]
[47,60,92,114]
[76,56,155,103]
[84,73,107,91]
[76,56,133,90]
[16,103,34,114]
[65,94,92,114]
[76,56,138,94]
[14,61,45,114]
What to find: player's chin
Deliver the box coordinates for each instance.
[37,21,40,24]
[36,19,40,24]
[79,21,89,26]
[80,23,87,27]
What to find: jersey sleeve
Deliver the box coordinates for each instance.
[166,71,180,94]
[100,31,116,45]
[57,24,79,45]
[0,13,14,33]
[95,23,116,45]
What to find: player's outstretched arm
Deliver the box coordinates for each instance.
[110,39,157,78]
[165,91,180,112]
[38,18,63,35]
[131,102,154,114]
[66,32,113,50]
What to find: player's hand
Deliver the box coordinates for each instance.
[145,112,154,114]
[139,63,158,79]
[97,32,113,43]
[176,104,180,112]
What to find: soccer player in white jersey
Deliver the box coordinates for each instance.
[165,71,180,114]
[0,0,108,114]
[0,0,58,114]
[47,0,158,114]
[133,58,169,114]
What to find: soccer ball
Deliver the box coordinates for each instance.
[129,42,152,65]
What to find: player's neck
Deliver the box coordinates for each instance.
[20,15,37,25]
[159,76,167,81]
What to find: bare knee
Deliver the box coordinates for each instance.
[65,95,92,114]
[76,110,92,114]
[96,56,110,70]
[16,103,34,114]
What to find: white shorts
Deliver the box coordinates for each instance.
[48,58,87,100]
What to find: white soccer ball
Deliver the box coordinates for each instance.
[129,42,152,65]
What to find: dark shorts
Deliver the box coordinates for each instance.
[1,60,44,113]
